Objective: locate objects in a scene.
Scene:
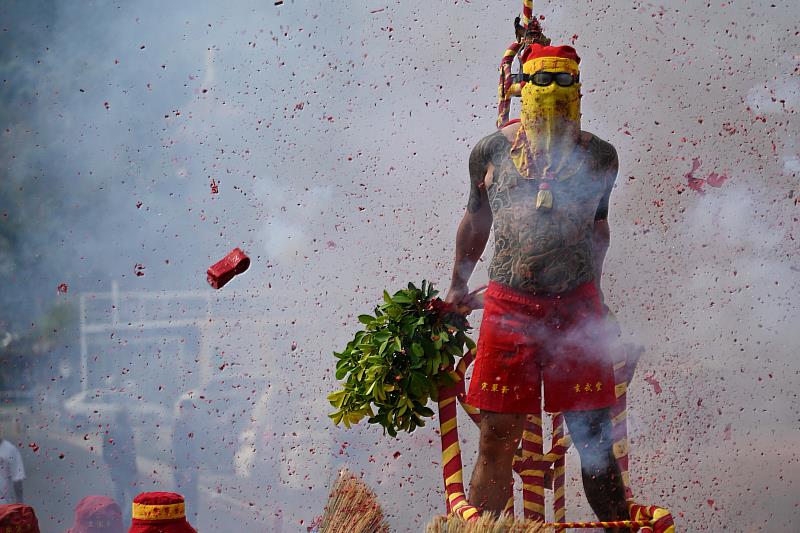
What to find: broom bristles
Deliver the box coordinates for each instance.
[319,469,390,533]
[426,514,553,533]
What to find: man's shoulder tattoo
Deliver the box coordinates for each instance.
[586,135,618,175]
[469,132,510,178]
[467,131,509,212]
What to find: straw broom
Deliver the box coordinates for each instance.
[317,469,390,533]
[426,514,552,533]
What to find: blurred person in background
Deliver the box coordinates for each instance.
[0,502,40,533]
[171,392,199,520]
[101,407,139,524]
[234,386,283,532]
[0,426,25,504]
[66,495,124,533]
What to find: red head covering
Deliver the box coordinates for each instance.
[128,493,196,533]
[0,504,40,533]
[521,43,581,65]
[67,496,123,533]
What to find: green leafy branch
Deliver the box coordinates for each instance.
[328,281,475,437]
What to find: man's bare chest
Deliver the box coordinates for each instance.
[487,155,606,217]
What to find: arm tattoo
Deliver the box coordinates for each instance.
[467,131,509,213]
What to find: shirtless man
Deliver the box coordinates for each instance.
[446,44,628,531]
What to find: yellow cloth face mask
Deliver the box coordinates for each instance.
[510,56,583,190]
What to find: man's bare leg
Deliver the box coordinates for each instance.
[468,411,525,516]
[563,408,628,533]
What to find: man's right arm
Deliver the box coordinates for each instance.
[446,137,496,309]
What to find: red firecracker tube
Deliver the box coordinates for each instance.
[207,247,250,289]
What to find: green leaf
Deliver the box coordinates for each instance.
[411,343,424,358]
[416,405,435,418]
[392,292,413,304]
[374,330,392,342]
[430,386,439,402]
[358,314,374,325]
[327,390,345,402]
[408,373,428,398]
[378,338,389,355]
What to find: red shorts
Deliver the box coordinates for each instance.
[466,281,616,414]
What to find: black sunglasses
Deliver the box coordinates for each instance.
[521,71,580,87]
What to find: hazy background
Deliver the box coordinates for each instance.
[0,0,797,531]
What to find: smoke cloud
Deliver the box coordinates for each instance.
[0,0,797,531]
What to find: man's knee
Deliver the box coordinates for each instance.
[564,408,615,470]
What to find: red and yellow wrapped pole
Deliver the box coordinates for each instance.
[496,41,523,129]
[520,0,534,28]
[437,371,480,521]
[551,413,567,524]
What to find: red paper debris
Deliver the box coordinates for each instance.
[688,157,702,174]
[722,423,731,441]
[207,247,250,289]
[643,374,662,394]
[706,172,729,188]
[684,158,706,194]
[57,283,69,294]
[134,263,145,277]
[210,179,219,194]
[684,158,729,193]
[686,177,705,194]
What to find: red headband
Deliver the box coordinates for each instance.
[521,44,580,65]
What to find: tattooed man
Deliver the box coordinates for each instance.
[446,44,627,531]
